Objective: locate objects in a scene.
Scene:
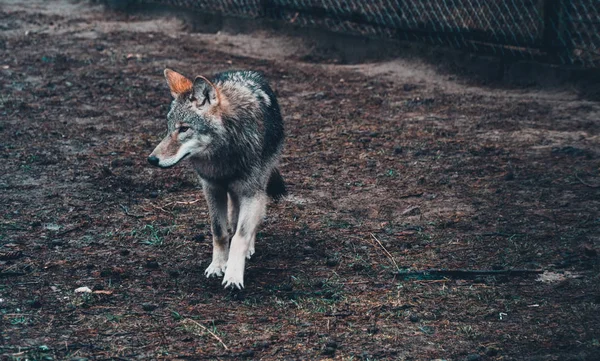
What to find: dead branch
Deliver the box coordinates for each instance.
[396,268,544,280]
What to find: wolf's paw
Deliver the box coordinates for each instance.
[222,263,245,289]
[246,246,255,260]
[205,262,227,278]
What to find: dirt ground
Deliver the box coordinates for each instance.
[1,1,600,360]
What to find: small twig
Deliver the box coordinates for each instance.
[576,173,600,188]
[479,232,524,238]
[56,223,87,237]
[325,312,353,317]
[161,198,202,208]
[182,318,229,350]
[147,198,201,215]
[342,280,371,285]
[0,271,26,278]
[99,332,135,337]
[412,279,451,283]
[174,198,202,205]
[3,313,35,317]
[398,192,423,199]
[147,203,173,215]
[370,233,401,272]
[289,12,299,23]
[96,152,125,156]
[0,251,24,261]
[1,223,27,231]
[119,204,144,218]
[12,281,41,286]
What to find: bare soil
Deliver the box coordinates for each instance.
[1,1,600,360]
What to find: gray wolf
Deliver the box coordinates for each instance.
[148,69,285,289]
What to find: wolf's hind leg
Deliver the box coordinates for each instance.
[223,192,267,289]
[202,182,229,278]
[227,192,239,236]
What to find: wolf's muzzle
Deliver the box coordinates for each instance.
[147,155,160,167]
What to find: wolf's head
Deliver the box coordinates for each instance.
[148,69,224,168]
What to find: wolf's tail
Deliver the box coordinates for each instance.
[266,168,287,201]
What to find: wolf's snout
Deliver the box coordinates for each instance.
[147,155,160,167]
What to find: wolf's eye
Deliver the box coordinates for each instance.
[179,126,190,133]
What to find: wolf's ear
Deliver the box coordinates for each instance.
[164,69,193,98]
[192,75,221,107]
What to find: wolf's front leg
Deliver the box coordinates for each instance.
[222,193,267,289]
[202,182,230,278]
[228,192,254,259]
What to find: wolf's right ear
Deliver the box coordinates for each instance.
[192,76,221,107]
[164,69,193,98]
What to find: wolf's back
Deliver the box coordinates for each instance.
[215,71,284,161]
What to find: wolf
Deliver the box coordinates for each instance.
[147,69,285,289]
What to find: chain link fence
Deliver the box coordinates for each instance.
[129,0,600,68]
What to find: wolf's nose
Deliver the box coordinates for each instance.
[147,155,160,166]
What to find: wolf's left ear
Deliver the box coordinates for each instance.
[164,68,193,98]
[192,76,221,107]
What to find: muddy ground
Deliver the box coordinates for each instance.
[1,1,600,360]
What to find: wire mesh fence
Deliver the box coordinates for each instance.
[132,0,600,68]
